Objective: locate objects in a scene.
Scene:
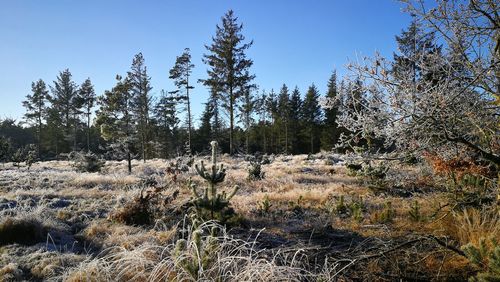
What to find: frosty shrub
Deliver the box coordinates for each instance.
[69,151,105,173]
[323,0,500,167]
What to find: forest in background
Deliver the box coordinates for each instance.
[0,0,498,171]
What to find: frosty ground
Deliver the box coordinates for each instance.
[0,154,493,281]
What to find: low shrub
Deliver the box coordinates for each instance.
[69,151,105,173]
[0,217,46,246]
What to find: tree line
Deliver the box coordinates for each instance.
[2,2,497,169]
[2,10,350,162]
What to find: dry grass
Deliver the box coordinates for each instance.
[0,154,496,280]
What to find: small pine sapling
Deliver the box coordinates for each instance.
[11,148,25,169]
[189,141,239,222]
[258,195,272,215]
[408,200,423,222]
[173,225,220,280]
[25,144,37,170]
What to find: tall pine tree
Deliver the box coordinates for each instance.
[321,71,340,151]
[201,10,255,155]
[128,53,152,162]
[302,84,322,154]
[50,69,78,153]
[277,84,291,154]
[169,48,195,153]
[77,78,96,152]
[96,75,135,173]
[23,79,48,157]
[153,90,179,158]
[289,86,303,154]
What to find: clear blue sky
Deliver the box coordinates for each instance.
[0,0,412,125]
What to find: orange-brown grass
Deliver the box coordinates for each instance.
[444,208,499,247]
[424,153,491,179]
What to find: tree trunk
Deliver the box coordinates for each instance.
[186,76,192,154]
[229,86,234,155]
[310,128,314,154]
[87,112,91,152]
[127,151,132,174]
[73,114,77,152]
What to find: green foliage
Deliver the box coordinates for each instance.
[332,195,365,221]
[302,84,322,153]
[447,173,496,209]
[25,144,37,169]
[11,148,25,168]
[190,141,239,223]
[169,48,195,153]
[335,195,348,215]
[0,136,11,163]
[372,201,395,224]
[462,238,500,281]
[257,195,272,215]
[247,156,265,181]
[321,70,340,151]
[173,225,220,280]
[200,10,255,155]
[362,163,389,181]
[69,151,105,173]
[408,200,424,222]
[346,163,363,176]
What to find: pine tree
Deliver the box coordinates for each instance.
[255,90,268,153]
[302,84,322,153]
[169,48,195,153]
[153,90,179,158]
[22,79,48,157]
[238,86,257,154]
[289,86,303,154]
[321,71,340,151]
[77,78,96,152]
[128,53,152,162]
[266,89,278,153]
[50,69,79,153]
[392,20,441,85]
[197,100,214,152]
[201,10,255,155]
[277,84,290,154]
[96,75,135,173]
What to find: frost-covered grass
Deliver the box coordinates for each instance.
[0,154,489,280]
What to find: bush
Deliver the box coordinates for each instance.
[110,187,179,226]
[247,156,265,181]
[0,217,46,246]
[69,151,105,173]
[462,238,500,281]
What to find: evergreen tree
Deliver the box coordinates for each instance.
[22,79,48,157]
[289,86,303,154]
[238,86,257,154]
[277,84,290,154]
[128,53,152,161]
[153,90,179,158]
[96,75,135,173]
[77,78,96,152]
[255,90,268,153]
[201,10,255,155]
[266,89,278,153]
[392,20,442,85]
[302,84,322,153]
[50,69,79,153]
[321,71,340,151]
[169,48,195,153]
[196,100,214,153]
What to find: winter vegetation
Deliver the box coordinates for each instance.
[0,0,499,281]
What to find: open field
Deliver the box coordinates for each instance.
[1,154,496,281]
